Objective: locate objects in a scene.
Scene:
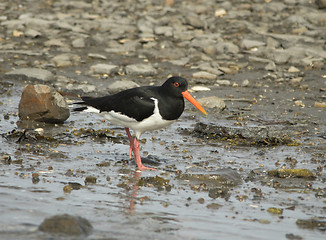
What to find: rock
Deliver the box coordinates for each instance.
[190,86,211,92]
[87,53,107,60]
[316,0,326,9]
[24,28,41,38]
[192,71,217,80]
[296,218,326,230]
[51,54,81,67]
[288,66,300,73]
[90,63,119,75]
[267,207,283,215]
[215,9,227,17]
[215,80,231,86]
[169,57,190,66]
[313,102,326,108]
[216,42,239,54]
[84,176,97,185]
[5,68,54,82]
[241,39,266,50]
[44,39,67,48]
[198,96,226,110]
[267,169,316,179]
[241,79,250,87]
[39,214,92,236]
[194,122,296,146]
[108,80,140,93]
[154,26,173,37]
[72,38,85,48]
[185,14,205,29]
[265,61,276,71]
[18,84,70,123]
[65,83,96,93]
[125,64,157,76]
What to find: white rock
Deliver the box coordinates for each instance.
[191,86,211,92]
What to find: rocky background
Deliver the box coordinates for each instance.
[0,0,325,240]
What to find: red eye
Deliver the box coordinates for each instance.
[174,82,179,87]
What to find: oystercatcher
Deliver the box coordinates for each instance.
[74,76,206,170]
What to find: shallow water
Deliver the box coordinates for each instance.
[0,78,325,240]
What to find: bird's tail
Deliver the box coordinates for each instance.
[73,96,97,112]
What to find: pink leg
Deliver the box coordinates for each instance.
[124,128,133,159]
[124,128,156,171]
[132,138,156,171]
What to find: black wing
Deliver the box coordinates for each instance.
[76,86,157,122]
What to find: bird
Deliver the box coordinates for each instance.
[74,76,207,171]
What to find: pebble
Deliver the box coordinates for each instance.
[5,68,54,82]
[108,80,140,93]
[192,71,217,80]
[24,28,41,38]
[241,79,250,87]
[72,38,85,48]
[18,84,70,123]
[90,63,119,75]
[215,80,231,86]
[191,86,211,92]
[87,53,107,60]
[51,53,81,67]
[241,39,266,50]
[314,102,326,108]
[198,96,226,110]
[288,66,300,73]
[125,64,157,76]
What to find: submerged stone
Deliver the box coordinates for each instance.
[39,214,93,236]
[268,169,316,180]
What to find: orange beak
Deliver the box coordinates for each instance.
[182,90,207,115]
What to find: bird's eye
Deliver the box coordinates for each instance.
[174,82,180,87]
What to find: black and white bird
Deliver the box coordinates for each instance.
[74,76,206,171]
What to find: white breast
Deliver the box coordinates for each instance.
[103,98,174,139]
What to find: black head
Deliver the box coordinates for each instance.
[160,76,188,97]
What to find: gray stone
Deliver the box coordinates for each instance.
[185,14,205,28]
[65,83,96,93]
[24,28,41,38]
[192,71,217,80]
[137,19,153,33]
[154,26,173,37]
[87,53,107,60]
[44,39,67,48]
[18,84,70,123]
[51,54,81,67]
[169,57,190,66]
[125,64,157,76]
[241,39,266,50]
[216,80,231,86]
[90,63,119,75]
[198,96,226,110]
[265,61,276,71]
[241,79,250,87]
[108,80,140,93]
[72,38,85,48]
[216,42,239,54]
[6,68,54,82]
[316,0,326,8]
[39,214,92,236]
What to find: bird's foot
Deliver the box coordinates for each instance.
[137,165,157,171]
